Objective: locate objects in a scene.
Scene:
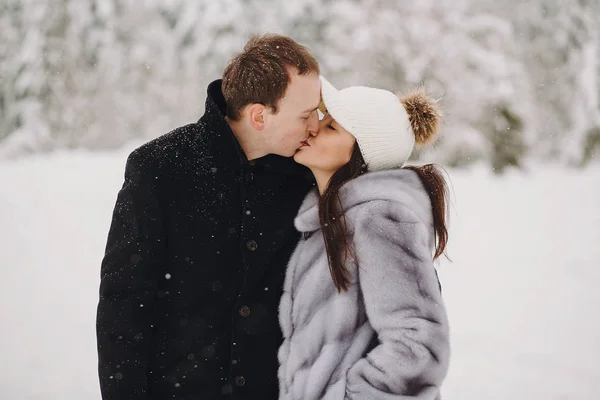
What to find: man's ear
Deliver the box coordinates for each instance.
[247,103,266,131]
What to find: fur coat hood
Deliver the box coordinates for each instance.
[278,169,450,400]
[294,169,434,233]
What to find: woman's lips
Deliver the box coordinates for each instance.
[299,140,310,148]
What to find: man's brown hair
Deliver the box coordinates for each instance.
[222,34,320,121]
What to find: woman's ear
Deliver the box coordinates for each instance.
[247,103,266,131]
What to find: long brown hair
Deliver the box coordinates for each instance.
[319,143,449,292]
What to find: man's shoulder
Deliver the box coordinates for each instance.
[126,122,205,172]
[133,122,200,157]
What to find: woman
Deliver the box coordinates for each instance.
[278,77,450,400]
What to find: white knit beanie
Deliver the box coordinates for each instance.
[319,76,441,171]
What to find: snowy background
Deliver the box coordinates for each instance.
[1,0,600,399]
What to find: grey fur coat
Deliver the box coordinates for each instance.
[278,169,450,400]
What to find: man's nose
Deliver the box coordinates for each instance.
[307,111,319,132]
[309,129,319,137]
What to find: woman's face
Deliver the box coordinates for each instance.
[293,113,356,173]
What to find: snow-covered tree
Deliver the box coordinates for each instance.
[0,0,598,169]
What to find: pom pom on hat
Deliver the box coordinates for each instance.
[399,87,441,149]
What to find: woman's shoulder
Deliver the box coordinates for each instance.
[341,169,432,226]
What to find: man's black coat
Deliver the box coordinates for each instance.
[96,79,314,399]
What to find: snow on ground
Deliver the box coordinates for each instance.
[0,149,599,399]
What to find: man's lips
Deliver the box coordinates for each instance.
[299,140,310,148]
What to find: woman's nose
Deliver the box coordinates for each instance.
[318,118,330,131]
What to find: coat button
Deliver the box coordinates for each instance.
[239,305,250,317]
[234,376,246,387]
[245,172,254,182]
[246,240,258,251]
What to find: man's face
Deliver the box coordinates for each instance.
[263,70,321,157]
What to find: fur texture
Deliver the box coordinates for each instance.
[278,169,450,400]
[399,88,441,149]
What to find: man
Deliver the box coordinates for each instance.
[96,34,321,399]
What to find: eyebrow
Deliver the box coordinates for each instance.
[320,114,334,126]
[301,104,320,114]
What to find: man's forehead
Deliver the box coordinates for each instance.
[289,73,320,94]
[281,75,320,107]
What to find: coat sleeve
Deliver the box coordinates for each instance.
[345,202,450,400]
[96,150,166,399]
